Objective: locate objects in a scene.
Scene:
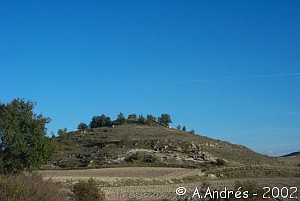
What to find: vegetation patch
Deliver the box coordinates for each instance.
[0,173,68,201]
[72,178,105,201]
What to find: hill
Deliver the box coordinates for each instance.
[277,151,300,167]
[281,151,300,157]
[47,124,284,170]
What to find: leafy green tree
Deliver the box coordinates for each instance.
[0,99,54,174]
[127,114,138,123]
[182,126,186,131]
[158,114,172,126]
[146,114,157,125]
[77,122,88,131]
[58,128,67,137]
[90,114,112,128]
[138,114,146,125]
[104,116,112,126]
[115,112,126,125]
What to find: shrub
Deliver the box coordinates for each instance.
[72,178,105,201]
[0,173,68,201]
[125,152,158,164]
[215,158,227,166]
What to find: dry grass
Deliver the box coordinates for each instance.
[0,173,70,201]
[38,167,204,186]
[277,155,300,167]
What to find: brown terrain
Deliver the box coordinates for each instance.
[41,124,300,200]
[38,167,300,201]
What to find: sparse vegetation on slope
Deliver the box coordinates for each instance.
[46,124,283,172]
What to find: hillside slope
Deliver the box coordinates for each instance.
[47,124,282,169]
[277,151,300,167]
[282,151,300,157]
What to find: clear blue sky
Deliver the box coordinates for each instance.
[1,1,299,156]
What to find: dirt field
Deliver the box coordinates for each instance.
[38,167,204,182]
[38,167,300,201]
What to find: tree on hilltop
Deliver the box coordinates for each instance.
[146,114,157,125]
[58,128,68,137]
[77,122,88,131]
[127,114,138,123]
[115,112,126,125]
[158,114,172,127]
[90,114,112,128]
[138,114,146,125]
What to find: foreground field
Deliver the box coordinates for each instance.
[38,167,300,201]
[39,167,203,182]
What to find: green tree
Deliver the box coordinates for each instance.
[115,112,126,125]
[182,126,186,131]
[158,113,172,126]
[176,125,181,130]
[58,128,67,137]
[146,114,157,125]
[0,99,54,174]
[77,122,88,131]
[127,114,138,123]
[138,114,146,125]
[90,114,112,128]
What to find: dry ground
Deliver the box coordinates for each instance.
[38,167,203,182]
[277,155,300,167]
[38,167,300,201]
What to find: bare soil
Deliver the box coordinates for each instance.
[38,167,300,201]
[38,167,203,182]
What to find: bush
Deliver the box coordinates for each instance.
[215,158,227,166]
[125,152,158,164]
[72,178,105,201]
[0,173,68,201]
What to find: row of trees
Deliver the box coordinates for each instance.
[78,113,172,131]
